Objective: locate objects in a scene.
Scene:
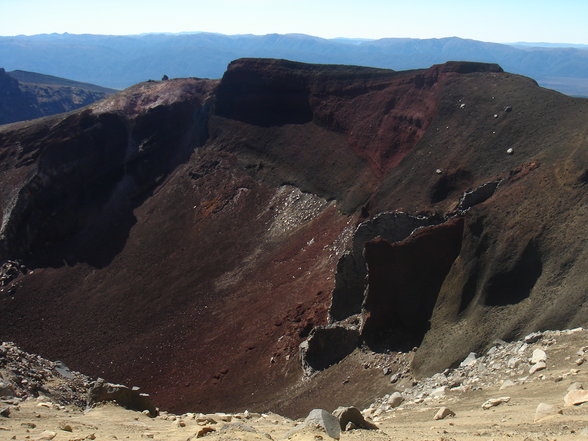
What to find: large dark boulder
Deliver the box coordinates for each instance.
[87,379,157,416]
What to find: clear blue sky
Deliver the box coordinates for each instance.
[1,0,587,44]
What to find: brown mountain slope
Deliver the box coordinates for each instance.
[0,59,586,417]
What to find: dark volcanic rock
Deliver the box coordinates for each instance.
[332,406,378,430]
[88,379,157,416]
[300,325,360,374]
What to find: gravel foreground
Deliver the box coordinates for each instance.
[2,328,588,440]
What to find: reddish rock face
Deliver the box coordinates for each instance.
[0,59,586,417]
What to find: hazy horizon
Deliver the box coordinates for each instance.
[1,0,587,45]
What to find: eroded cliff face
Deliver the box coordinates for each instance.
[0,59,586,416]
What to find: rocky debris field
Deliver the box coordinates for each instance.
[0,342,91,408]
[2,328,588,440]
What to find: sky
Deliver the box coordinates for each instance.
[1,0,588,44]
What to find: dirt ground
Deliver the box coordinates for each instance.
[2,330,588,441]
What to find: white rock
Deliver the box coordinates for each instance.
[529,361,547,375]
[564,390,588,407]
[530,349,547,364]
[499,380,516,390]
[433,407,455,420]
[35,431,57,440]
[507,357,520,369]
[523,332,543,344]
[431,386,448,398]
[460,352,477,368]
[482,397,510,410]
[387,392,404,408]
[567,382,583,392]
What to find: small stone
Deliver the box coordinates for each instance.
[500,380,516,390]
[433,407,455,420]
[523,332,543,344]
[387,392,404,408]
[482,397,510,410]
[141,433,154,439]
[344,421,357,431]
[382,367,391,375]
[86,434,96,440]
[534,403,562,422]
[195,427,216,438]
[567,382,583,392]
[506,147,513,154]
[431,386,447,398]
[389,373,400,384]
[507,357,520,369]
[504,106,512,112]
[529,361,547,374]
[460,352,477,367]
[530,349,547,364]
[435,169,443,174]
[459,103,466,109]
[59,423,73,432]
[576,358,585,366]
[36,431,57,440]
[564,390,588,406]
[0,407,9,418]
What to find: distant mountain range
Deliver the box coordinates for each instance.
[1,33,588,96]
[0,68,115,125]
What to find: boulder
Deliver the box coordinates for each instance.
[87,379,157,416]
[433,407,455,420]
[332,406,378,431]
[303,409,341,440]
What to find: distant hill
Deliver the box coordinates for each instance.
[7,69,115,94]
[0,68,116,125]
[1,33,588,96]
